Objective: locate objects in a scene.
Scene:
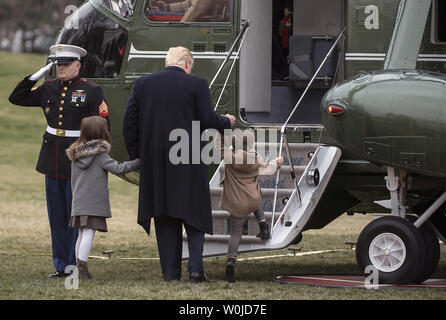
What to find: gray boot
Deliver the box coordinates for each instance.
[76,259,93,280]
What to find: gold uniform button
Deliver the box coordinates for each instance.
[59,107,63,112]
[61,93,66,97]
[58,122,62,127]
[64,87,68,91]
[76,104,79,107]
[59,115,63,119]
[61,100,65,104]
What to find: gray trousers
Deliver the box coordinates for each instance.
[227,207,265,258]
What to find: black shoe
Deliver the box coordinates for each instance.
[189,271,209,283]
[225,258,236,283]
[165,276,181,282]
[48,271,69,278]
[257,222,271,241]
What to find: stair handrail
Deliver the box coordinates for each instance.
[269,27,346,237]
[214,22,250,112]
[210,21,250,89]
[281,27,346,135]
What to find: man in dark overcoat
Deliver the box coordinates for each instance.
[8,44,110,278]
[123,46,235,282]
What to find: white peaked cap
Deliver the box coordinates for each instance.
[49,44,87,61]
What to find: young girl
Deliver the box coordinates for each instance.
[216,129,284,283]
[66,116,140,280]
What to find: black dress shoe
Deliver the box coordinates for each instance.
[189,271,209,283]
[48,271,69,278]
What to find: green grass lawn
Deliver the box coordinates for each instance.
[0,51,445,300]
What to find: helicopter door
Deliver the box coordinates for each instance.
[240,0,344,125]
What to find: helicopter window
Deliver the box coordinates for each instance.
[145,0,231,23]
[56,2,128,78]
[434,0,446,42]
[101,0,136,20]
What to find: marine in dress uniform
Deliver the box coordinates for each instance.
[8,45,110,278]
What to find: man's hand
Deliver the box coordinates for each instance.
[29,62,54,81]
[276,156,284,167]
[224,114,236,128]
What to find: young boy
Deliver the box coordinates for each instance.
[216,129,284,282]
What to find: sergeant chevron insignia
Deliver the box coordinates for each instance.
[99,99,109,117]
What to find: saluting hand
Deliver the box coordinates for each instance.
[29,62,54,81]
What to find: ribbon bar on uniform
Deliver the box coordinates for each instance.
[46,125,80,137]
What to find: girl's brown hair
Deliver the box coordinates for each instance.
[66,116,110,160]
[78,116,110,143]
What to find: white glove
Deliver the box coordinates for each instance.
[29,62,54,81]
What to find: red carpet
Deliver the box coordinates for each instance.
[274,274,446,289]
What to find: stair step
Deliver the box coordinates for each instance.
[254,142,319,166]
[183,234,266,245]
[212,210,279,219]
[210,187,294,196]
[210,187,294,211]
[211,210,279,235]
[219,164,307,176]
[216,165,307,189]
[255,142,320,150]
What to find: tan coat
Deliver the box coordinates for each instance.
[216,135,281,218]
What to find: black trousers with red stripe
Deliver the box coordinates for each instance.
[45,176,78,272]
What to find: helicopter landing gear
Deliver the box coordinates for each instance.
[406,215,440,284]
[356,216,424,284]
[356,166,444,284]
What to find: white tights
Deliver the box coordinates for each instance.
[75,228,95,262]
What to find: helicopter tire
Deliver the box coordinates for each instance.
[356,216,424,285]
[405,215,440,284]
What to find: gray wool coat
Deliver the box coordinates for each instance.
[67,139,140,218]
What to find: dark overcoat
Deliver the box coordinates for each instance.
[8,75,110,179]
[123,66,230,235]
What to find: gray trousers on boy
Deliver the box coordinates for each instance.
[228,207,265,258]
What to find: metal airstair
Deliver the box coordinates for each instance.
[182,142,341,258]
[181,25,346,259]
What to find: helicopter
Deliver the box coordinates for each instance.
[50,0,446,284]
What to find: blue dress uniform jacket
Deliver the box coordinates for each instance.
[9,75,110,180]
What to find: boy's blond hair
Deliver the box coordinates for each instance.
[165,46,194,68]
